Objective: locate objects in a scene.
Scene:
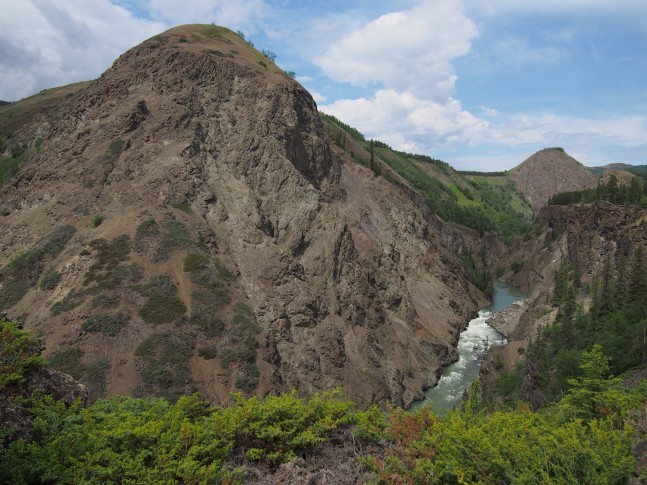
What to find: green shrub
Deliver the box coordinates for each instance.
[86,357,110,400]
[134,274,177,297]
[198,345,218,359]
[0,225,76,308]
[92,214,105,227]
[189,309,224,338]
[48,346,84,380]
[134,332,194,401]
[184,252,209,273]
[81,312,129,336]
[83,236,140,290]
[39,268,61,290]
[138,296,186,324]
[0,279,30,309]
[90,293,119,309]
[134,218,191,261]
[0,319,45,392]
[50,290,85,315]
[171,200,191,213]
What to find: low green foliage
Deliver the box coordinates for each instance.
[82,236,141,293]
[134,274,177,298]
[91,214,105,227]
[1,225,75,308]
[138,296,186,324]
[81,312,129,336]
[198,344,218,359]
[39,267,61,290]
[221,302,261,392]
[134,332,194,401]
[85,357,110,401]
[184,251,209,273]
[48,346,84,380]
[50,290,85,315]
[134,218,192,261]
[90,293,119,309]
[0,320,644,485]
[0,149,28,188]
[171,199,191,213]
[0,319,45,392]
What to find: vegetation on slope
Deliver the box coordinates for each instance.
[486,239,647,416]
[320,113,532,244]
[548,173,647,207]
[1,319,643,484]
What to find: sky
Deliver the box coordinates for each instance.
[1,1,646,170]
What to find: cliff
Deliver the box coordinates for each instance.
[0,25,485,408]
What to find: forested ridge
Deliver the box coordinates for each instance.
[1,319,645,484]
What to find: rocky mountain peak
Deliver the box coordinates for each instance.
[509,148,597,210]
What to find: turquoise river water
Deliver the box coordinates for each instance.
[409,281,527,415]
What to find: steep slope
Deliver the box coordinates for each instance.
[509,148,597,210]
[0,25,485,408]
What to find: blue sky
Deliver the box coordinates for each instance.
[1,1,646,170]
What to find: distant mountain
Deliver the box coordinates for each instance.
[588,163,647,179]
[509,148,597,210]
[0,100,10,107]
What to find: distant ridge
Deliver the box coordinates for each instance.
[588,163,647,179]
[509,148,597,210]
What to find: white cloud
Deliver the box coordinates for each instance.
[488,112,647,149]
[314,1,478,100]
[322,89,487,153]
[315,1,485,155]
[145,0,270,30]
[0,0,164,100]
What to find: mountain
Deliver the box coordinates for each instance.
[0,25,487,408]
[588,162,647,179]
[509,148,598,210]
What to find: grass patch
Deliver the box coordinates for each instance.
[39,268,61,290]
[50,290,86,315]
[138,296,186,325]
[198,344,218,359]
[134,331,195,401]
[0,150,28,187]
[184,252,209,273]
[92,214,105,227]
[188,309,224,338]
[83,236,141,291]
[134,219,191,261]
[90,293,119,309]
[48,346,84,380]
[86,357,110,401]
[0,225,75,308]
[0,280,30,309]
[171,200,191,213]
[98,139,124,166]
[221,302,260,392]
[134,274,177,298]
[202,48,226,57]
[81,312,129,336]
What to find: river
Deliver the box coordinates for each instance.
[409,281,527,415]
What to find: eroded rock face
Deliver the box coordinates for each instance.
[0,26,485,407]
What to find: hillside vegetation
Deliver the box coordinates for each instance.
[1,319,644,484]
[320,113,533,244]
